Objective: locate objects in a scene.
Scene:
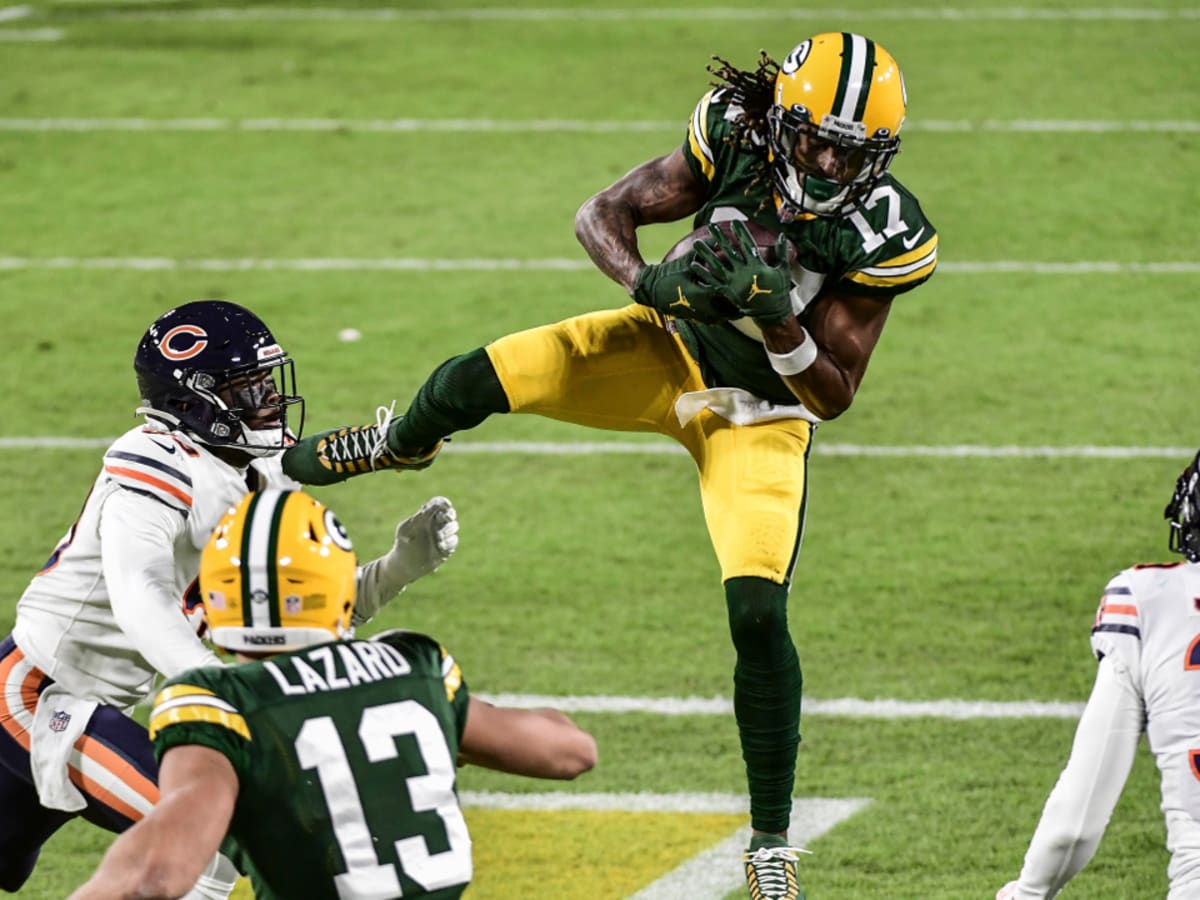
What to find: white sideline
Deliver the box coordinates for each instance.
[0,256,1198,274]
[0,436,1191,461]
[458,792,870,900]
[0,117,1197,133]
[477,693,1086,719]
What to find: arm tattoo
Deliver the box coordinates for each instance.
[574,152,705,294]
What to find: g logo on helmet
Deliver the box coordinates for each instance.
[781,40,811,75]
[159,324,209,361]
[324,509,353,552]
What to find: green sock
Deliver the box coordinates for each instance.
[725,576,802,836]
[749,833,789,852]
[389,348,510,453]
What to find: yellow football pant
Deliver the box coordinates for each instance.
[485,304,812,584]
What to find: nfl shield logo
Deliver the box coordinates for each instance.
[49,710,71,733]
[285,595,302,615]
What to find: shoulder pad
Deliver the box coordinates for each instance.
[372,629,463,699]
[685,89,736,184]
[371,628,440,659]
[250,454,302,491]
[840,178,938,297]
[103,428,195,514]
[1090,571,1141,661]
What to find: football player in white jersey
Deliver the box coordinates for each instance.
[997,453,1200,899]
[0,300,460,897]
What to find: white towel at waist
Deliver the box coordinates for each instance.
[30,684,99,812]
[674,387,824,428]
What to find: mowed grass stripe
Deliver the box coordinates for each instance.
[477,694,1085,719]
[0,437,1191,461]
[1,257,1198,273]
[0,28,60,39]
[44,6,1200,22]
[1,118,1197,133]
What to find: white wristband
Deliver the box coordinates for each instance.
[766,328,818,376]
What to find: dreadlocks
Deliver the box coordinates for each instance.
[706,51,779,212]
[707,51,778,152]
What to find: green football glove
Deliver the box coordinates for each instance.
[690,221,795,327]
[632,253,739,325]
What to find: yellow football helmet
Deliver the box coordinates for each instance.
[200,489,357,653]
[768,32,907,219]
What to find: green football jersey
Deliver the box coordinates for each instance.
[676,88,939,406]
[150,630,472,900]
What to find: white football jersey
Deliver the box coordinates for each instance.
[1010,561,1200,899]
[13,424,296,710]
[1091,561,1200,895]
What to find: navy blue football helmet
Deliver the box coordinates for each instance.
[1165,451,1200,563]
[134,300,304,457]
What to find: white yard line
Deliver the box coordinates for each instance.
[52,6,1200,22]
[458,791,870,900]
[0,27,61,40]
[477,694,1086,719]
[0,257,1198,274]
[0,117,1196,133]
[0,436,1191,462]
[629,799,870,900]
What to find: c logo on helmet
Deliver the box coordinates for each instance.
[159,324,209,361]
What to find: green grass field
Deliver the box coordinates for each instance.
[2,1,1198,897]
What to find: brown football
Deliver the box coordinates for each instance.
[662,219,794,265]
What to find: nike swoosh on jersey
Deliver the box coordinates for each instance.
[148,438,177,454]
[901,227,927,250]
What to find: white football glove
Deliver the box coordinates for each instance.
[996,882,1018,900]
[353,496,459,625]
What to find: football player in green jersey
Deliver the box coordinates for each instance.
[68,490,597,900]
[281,31,936,900]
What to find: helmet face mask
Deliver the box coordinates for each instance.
[767,33,906,220]
[201,489,358,653]
[134,300,305,458]
[1165,453,1200,563]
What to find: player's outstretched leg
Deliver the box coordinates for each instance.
[726,576,808,900]
[282,348,509,486]
[282,407,445,486]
